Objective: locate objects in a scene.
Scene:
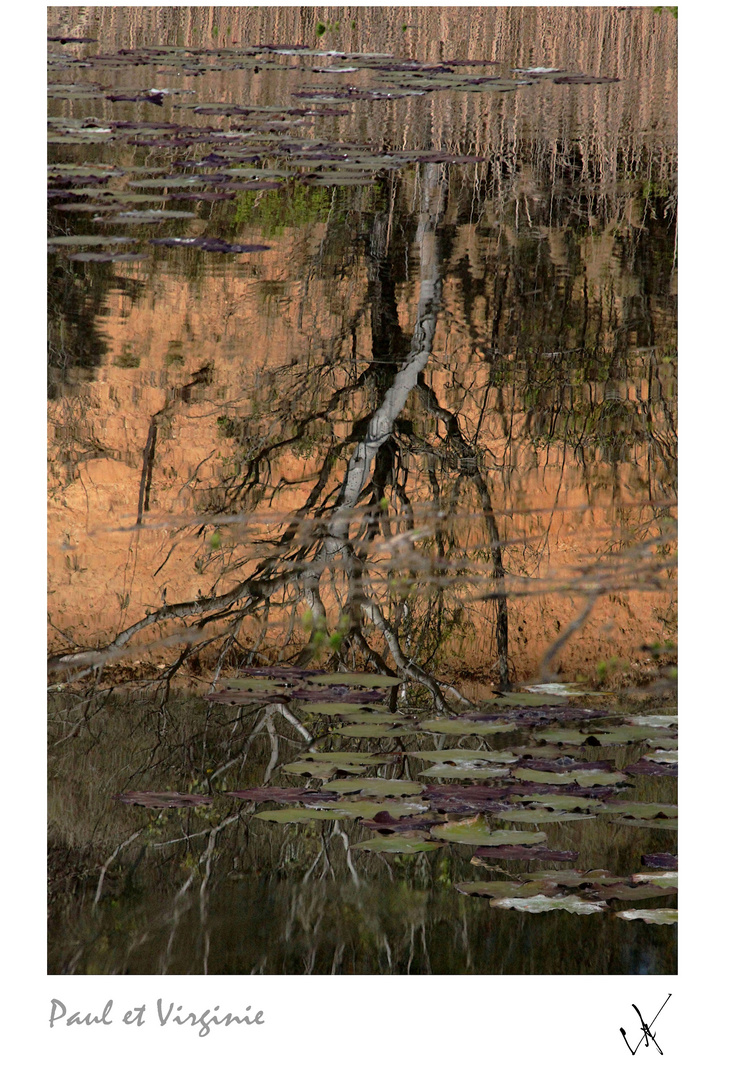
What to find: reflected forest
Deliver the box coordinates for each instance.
[48,6,678,976]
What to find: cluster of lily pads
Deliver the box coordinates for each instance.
[48,38,621,263]
[114,666,677,923]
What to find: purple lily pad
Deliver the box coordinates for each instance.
[553,75,621,85]
[642,852,678,870]
[626,758,678,778]
[472,845,579,862]
[113,791,213,808]
[226,788,338,804]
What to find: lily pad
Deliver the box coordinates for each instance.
[351,836,443,853]
[306,673,402,688]
[483,692,568,707]
[113,791,213,808]
[69,251,150,263]
[419,764,511,780]
[471,846,579,862]
[514,794,604,811]
[321,778,424,797]
[431,819,547,847]
[225,787,338,804]
[455,881,560,899]
[332,724,419,737]
[282,761,365,779]
[255,807,357,822]
[409,749,518,764]
[598,802,677,819]
[610,817,677,830]
[301,701,390,716]
[615,909,678,924]
[418,718,518,736]
[642,852,677,870]
[47,235,137,247]
[490,894,608,914]
[494,809,596,824]
[512,768,627,787]
[300,752,399,765]
[631,872,678,887]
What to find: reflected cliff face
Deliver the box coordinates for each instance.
[48,7,677,976]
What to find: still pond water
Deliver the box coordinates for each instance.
[48,6,677,975]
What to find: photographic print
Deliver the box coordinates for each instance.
[47,4,678,978]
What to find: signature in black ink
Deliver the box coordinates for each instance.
[620,993,672,1055]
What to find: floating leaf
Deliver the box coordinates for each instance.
[255,807,356,822]
[419,764,511,780]
[471,846,579,862]
[419,718,518,736]
[631,872,678,888]
[351,836,443,854]
[47,234,137,247]
[113,791,213,808]
[321,778,424,797]
[490,894,608,914]
[494,809,596,824]
[306,673,402,688]
[225,787,337,804]
[301,701,390,716]
[513,794,604,811]
[455,881,560,899]
[626,758,678,777]
[598,802,677,819]
[642,852,677,870]
[332,723,419,737]
[283,760,365,779]
[615,909,678,924]
[409,749,518,764]
[512,768,627,787]
[431,820,547,846]
[300,751,399,765]
[68,251,150,263]
[610,817,677,830]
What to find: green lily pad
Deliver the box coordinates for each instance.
[419,719,518,736]
[351,836,443,854]
[647,749,678,762]
[104,210,197,222]
[626,714,678,727]
[455,880,558,899]
[300,702,390,716]
[490,894,608,914]
[419,765,511,780]
[47,235,137,247]
[282,761,365,779]
[615,909,678,924]
[520,870,624,886]
[598,802,677,819]
[512,768,627,787]
[409,749,518,764]
[540,726,675,745]
[430,820,548,846]
[631,872,678,887]
[321,778,424,797]
[256,807,357,822]
[484,692,568,707]
[494,809,597,824]
[306,799,428,818]
[306,672,402,688]
[332,724,419,737]
[609,817,678,830]
[300,752,398,765]
[514,794,604,811]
